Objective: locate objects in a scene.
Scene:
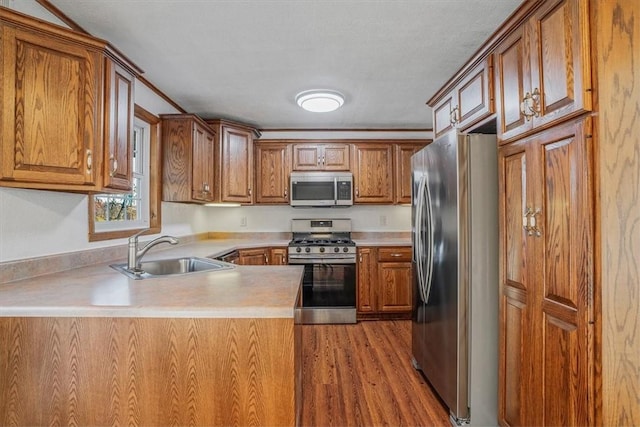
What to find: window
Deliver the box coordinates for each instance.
[89,105,161,241]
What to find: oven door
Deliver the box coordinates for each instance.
[298,261,356,324]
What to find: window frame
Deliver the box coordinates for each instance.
[88,105,162,241]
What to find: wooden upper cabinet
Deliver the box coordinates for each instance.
[432,56,494,138]
[495,0,592,143]
[395,143,426,204]
[102,56,135,191]
[352,143,394,203]
[292,143,350,171]
[494,25,530,142]
[0,9,141,194]
[433,95,456,139]
[161,115,215,203]
[207,120,258,204]
[255,142,291,204]
[0,18,102,190]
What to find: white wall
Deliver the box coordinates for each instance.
[200,204,411,233]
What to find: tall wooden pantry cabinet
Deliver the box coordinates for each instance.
[428,0,640,425]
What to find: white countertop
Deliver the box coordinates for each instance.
[0,237,410,319]
[0,240,301,319]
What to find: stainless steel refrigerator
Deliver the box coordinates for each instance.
[411,131,499,426]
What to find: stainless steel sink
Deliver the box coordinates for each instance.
[110,257,235,280]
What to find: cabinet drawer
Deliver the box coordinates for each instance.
[377,247,411,262]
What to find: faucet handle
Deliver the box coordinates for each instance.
[129,229,148,243]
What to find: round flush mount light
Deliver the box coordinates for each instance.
[295,89,345,113]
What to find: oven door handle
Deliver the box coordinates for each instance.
[288,257,356,265]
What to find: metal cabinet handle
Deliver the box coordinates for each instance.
[449,106,459,126]
[390,253,403,257]
[523,207,542,237]
[355,188,359,197]
[520,88,541,121]
[284,189,288,198]
[530,207,542,237]
[322,156,325,165]
[109,156,118,177]
[523,207,533,235]
[86,149,93,173]
[248,188,252,196]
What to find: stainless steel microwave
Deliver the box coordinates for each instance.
[290,172,353,207]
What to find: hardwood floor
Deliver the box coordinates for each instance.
[301,320,450,426]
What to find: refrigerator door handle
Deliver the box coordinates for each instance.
[415,175,428,303]
[423,178,435,304]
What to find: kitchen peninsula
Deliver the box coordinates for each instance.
[0,240,303,426]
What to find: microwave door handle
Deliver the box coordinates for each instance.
[334,177,338,205]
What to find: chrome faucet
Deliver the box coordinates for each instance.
[127,230,179,271]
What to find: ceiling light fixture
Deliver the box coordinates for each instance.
[295,89,345,113]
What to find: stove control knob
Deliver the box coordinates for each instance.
[319,247,325,253]
[296,247,301,253]
[343,247,349,253]
[334,247,340,253]
[305,247,311,253]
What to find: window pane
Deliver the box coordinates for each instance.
[93,119,150,234]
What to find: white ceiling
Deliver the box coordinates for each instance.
[48,0,522,130]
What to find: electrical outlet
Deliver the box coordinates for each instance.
[379,215,387,226]
[240,216,247,227]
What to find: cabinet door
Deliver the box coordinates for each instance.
[238,248,268,265]
[221,126,253,203]
[357,247,376,313]
[352,144,394,203]
[292,144,321,170]
[395,144,424,204]
[529,0,592,130]
[191,123,214,202]
[103,58,135,191]
[433,94,455,139]
[322,144,350,170]
[498,119,594,427]
[292,143,350,171]
[533,119,593,427]
[498,139,535,427]
[494,25,532,143]
[1,25,100,187]
[456,56,493,130]
[255,143,290,204]
[269,247,288,265]
[377,262,412,313]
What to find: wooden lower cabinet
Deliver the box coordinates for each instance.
[357,246,412,318]
[377,247,412,313]
[0,316,299,426]
[498,118,594,426]
[237,247,269,265]
[269,247,288,265]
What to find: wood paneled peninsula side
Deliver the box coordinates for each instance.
[0,240,303,426]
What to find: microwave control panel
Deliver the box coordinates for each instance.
[337,180,352,200]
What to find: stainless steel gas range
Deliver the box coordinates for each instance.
[288,219,356,324]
